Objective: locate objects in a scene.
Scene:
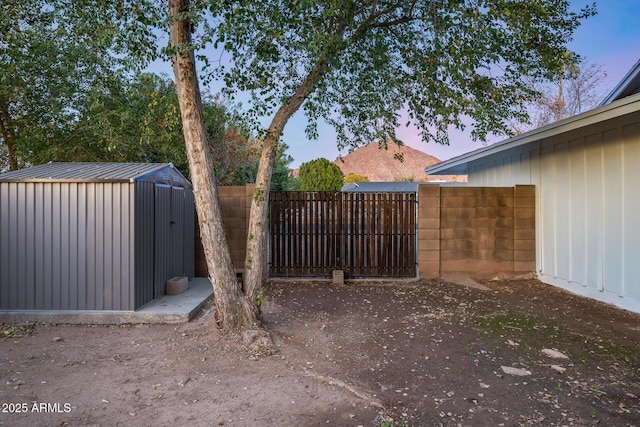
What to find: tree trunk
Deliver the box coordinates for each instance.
[0,99,19,171]
[169,0,258,333]
[242,60,330,303]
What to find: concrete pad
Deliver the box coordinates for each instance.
[0,278,214,325]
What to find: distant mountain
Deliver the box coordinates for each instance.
[333,142,466,182]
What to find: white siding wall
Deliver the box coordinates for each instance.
[467,112,640,313]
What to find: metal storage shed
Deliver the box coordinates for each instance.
[0,162,195,311]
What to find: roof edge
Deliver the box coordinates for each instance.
[599,58,640,106]
[426,92,640,176]
[0,162,191,187]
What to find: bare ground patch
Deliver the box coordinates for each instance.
[1,278,639,426]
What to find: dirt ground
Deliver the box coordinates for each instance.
[1,278,639,427]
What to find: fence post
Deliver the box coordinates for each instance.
[417,184,441,278]
[514,185,536,276]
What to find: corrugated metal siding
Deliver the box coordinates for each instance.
[0,182,136,310]
[1,164,196,312]
[171,187,185,277]
[154,185,171,298]
[134,181,155,308]
[467,112,640,313]
[183,189,195,279]
[152,185,194,298]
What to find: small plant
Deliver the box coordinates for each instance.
[591,388,602,399]
[523,342,531,350]
[252,187,265,204]
[556,381,563,394]
[1,322,41,338]
[465,344,474,357]
[256,289,267,307]
[381,421,409,427]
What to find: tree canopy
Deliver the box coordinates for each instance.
[529,61,607,130]
[212,0,596,149]
[0,0,118,170]
[0,0,293,185]
[344,173,369,183]
[298,157,345,191]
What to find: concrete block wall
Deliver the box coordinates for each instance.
[196,184,535,281]
[417,185,441,278]
[418,184,535,280]
[195,185,255,277]
[514,185,536,274]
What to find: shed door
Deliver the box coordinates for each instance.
[154,185,188,298]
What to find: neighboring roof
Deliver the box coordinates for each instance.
[341,181,465,192]
[426,93,640,176]
[342,182,423,192]
[0,162,192,188]
[600,58,640,106]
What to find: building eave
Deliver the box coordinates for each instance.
[426,93,640,176]
[599,58,640,106]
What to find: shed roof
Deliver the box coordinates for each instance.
[0,162,192,188]
[426,93,640,176]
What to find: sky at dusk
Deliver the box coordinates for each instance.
[156,1,640,168]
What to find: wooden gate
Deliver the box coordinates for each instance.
[269,192,416,278]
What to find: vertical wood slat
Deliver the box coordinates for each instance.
[269,191,416,278]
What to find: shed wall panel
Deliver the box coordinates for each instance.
[23,184,36,308]
[135,181,155,308]
[170,188,181,277]
[34,183,45,308]
[17,182,28,307]
[43,183,54,309]
[0,182,137,311]
[103,185,114,309]
[86,183,97,309]
[77,183,87,309]
[60,183,70,308]
[154,185,170,298]
[67,183,79,310]
[184,190,195,279]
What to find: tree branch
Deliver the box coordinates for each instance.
[0,98,19,170]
